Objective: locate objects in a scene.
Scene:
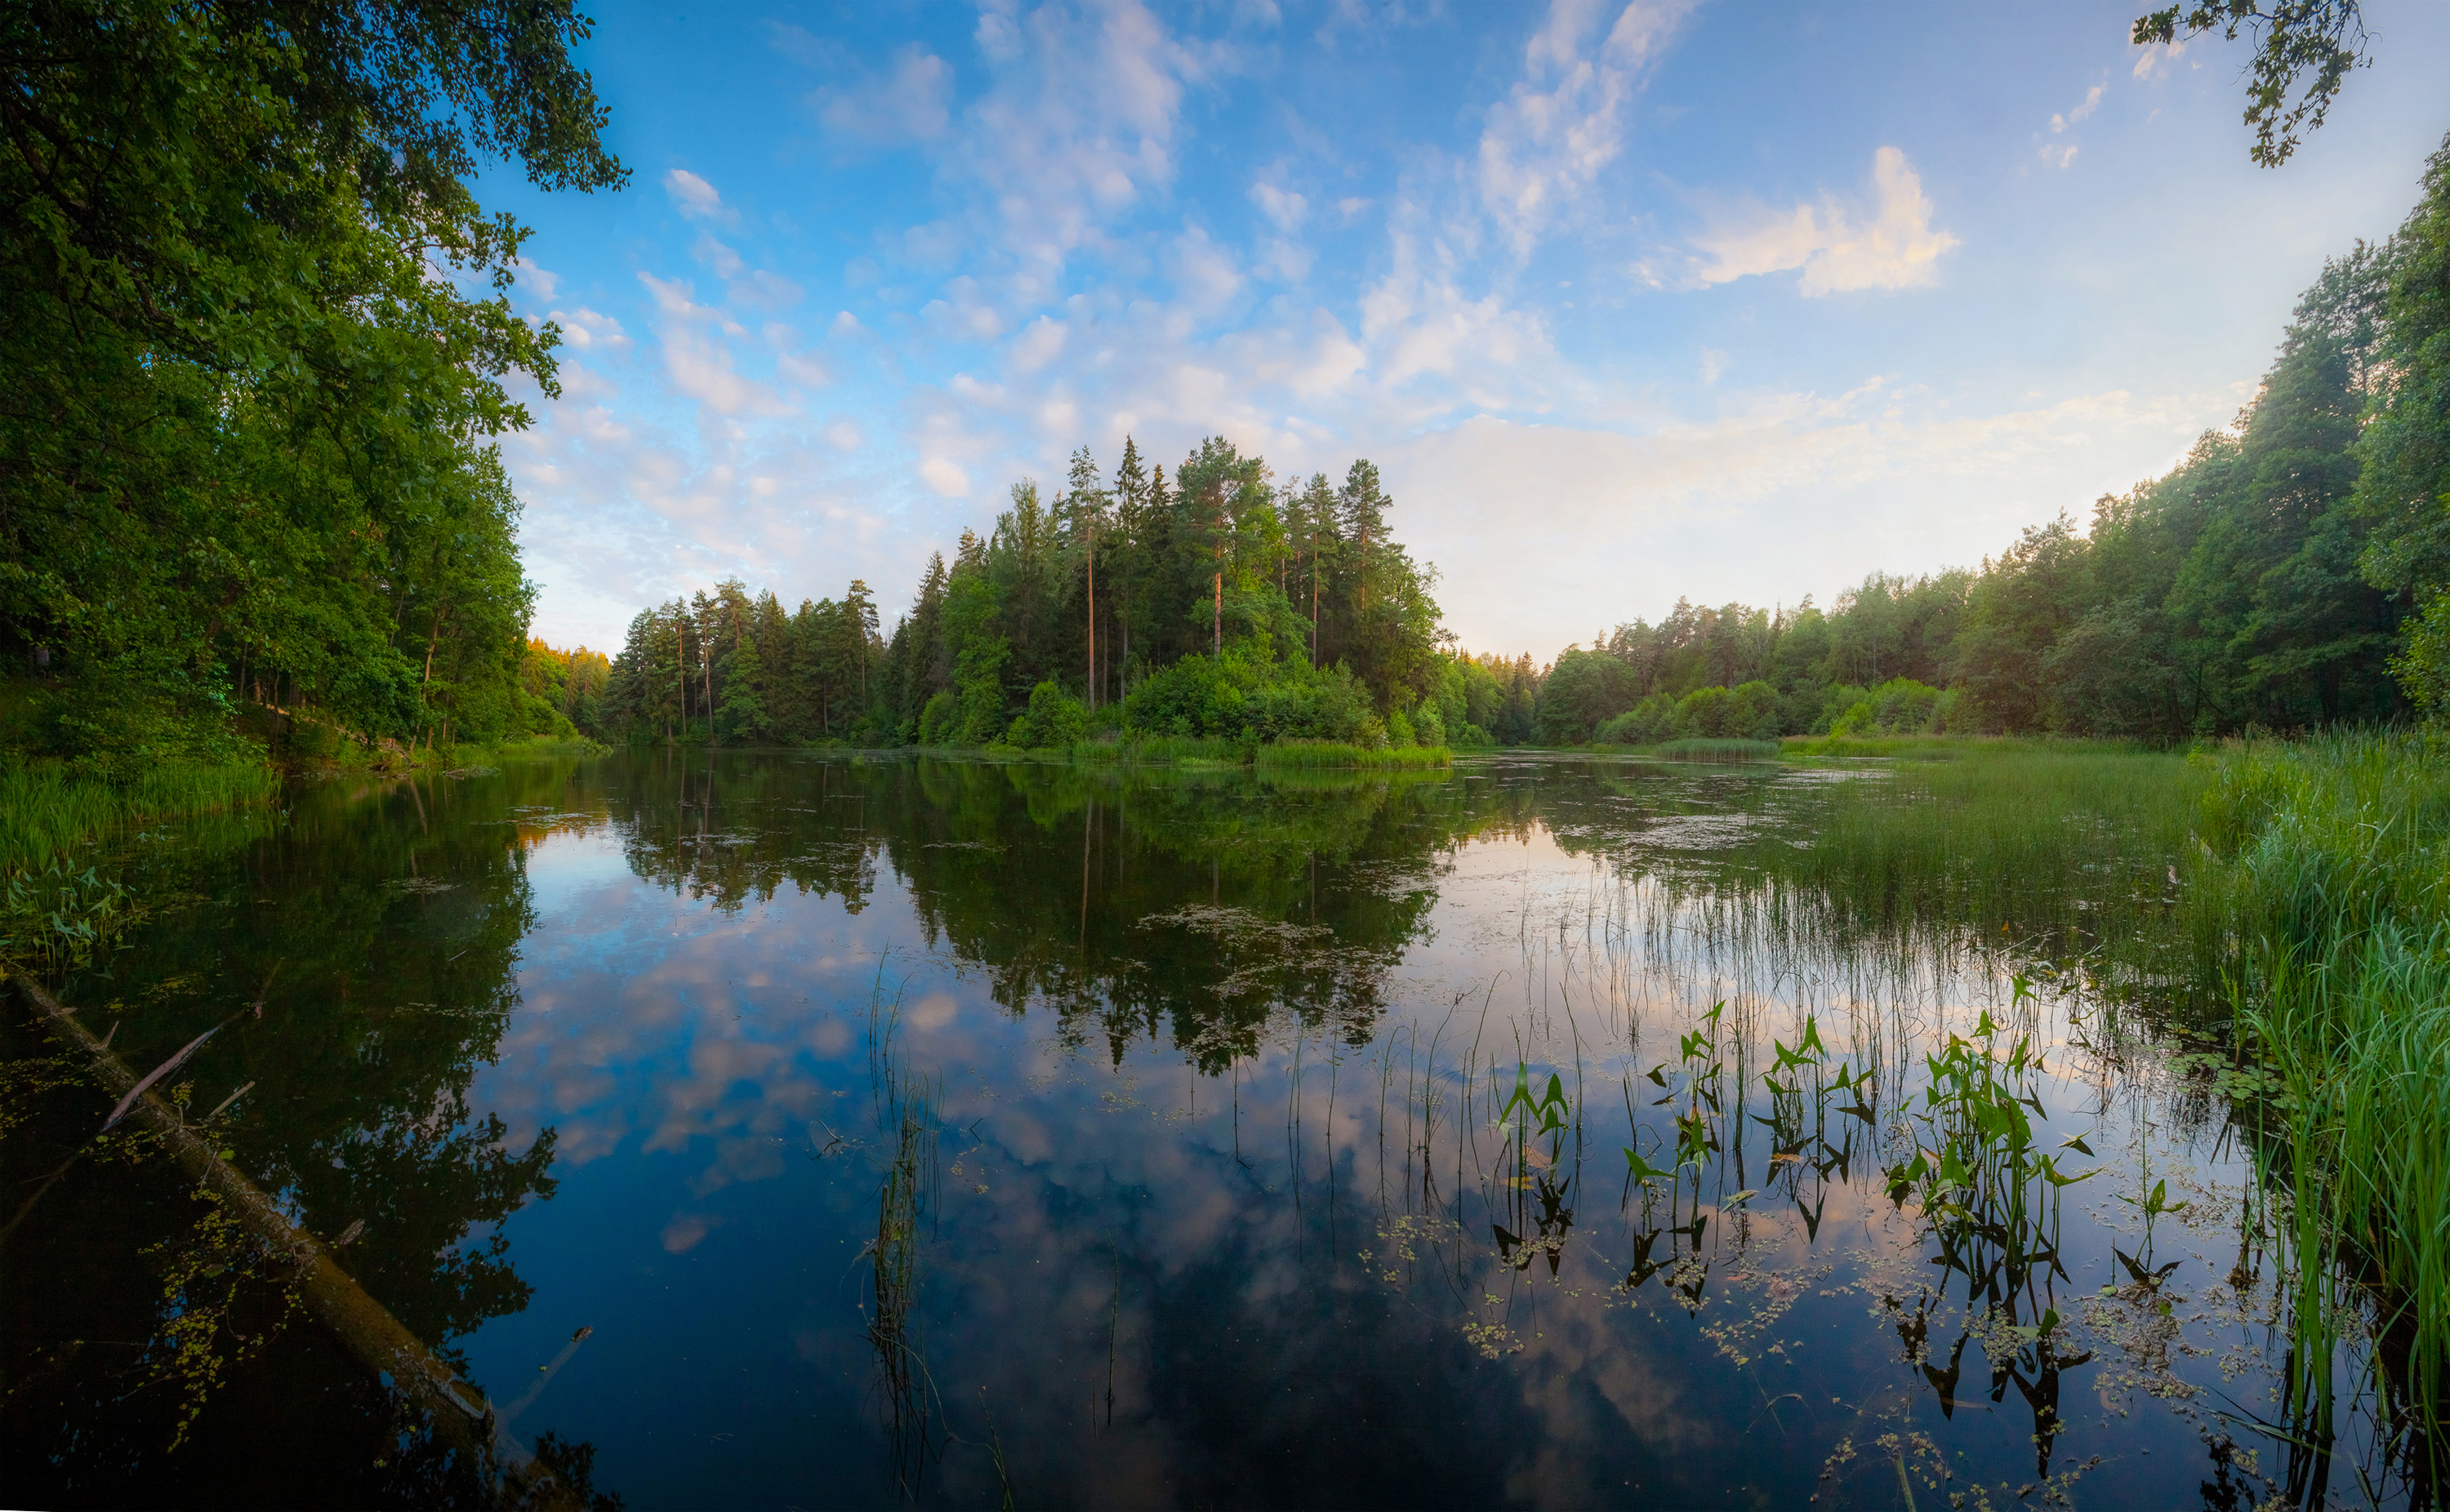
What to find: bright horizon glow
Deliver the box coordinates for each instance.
[483,0,2450,660]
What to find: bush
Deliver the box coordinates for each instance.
[1830,678,1945,737]
[916,691,960,746]
[1121,649,1371,744]
[1004,682,1089,749]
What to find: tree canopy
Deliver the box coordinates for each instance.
[2,0,622,770]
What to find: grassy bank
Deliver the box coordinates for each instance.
[2201,731,2450,1441]
[0,760,281,873]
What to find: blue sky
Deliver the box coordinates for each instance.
[485,0,2450,658]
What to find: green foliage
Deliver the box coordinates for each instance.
[1534,149,2450,744]
[2132,1,2369,167]
[0,0,624,769]
[604,436,1450,753]
[1004,682,1089,750]
[1250,740,1452,770]
[2359,133,2450,709]
[2197,731,2450,1437]
[0,758,278,873]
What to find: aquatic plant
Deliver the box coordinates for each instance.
[0,862,138,981]
[0,760,278,873]
[1254,740,1454,771]
[860,973,942,1497]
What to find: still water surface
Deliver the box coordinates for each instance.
[23,752,2337,1507]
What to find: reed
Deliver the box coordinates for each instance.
[0,760,279,873]
[2205,730,2450,1456]
[1725,746,2219,994]
[1108,735,1245,765]
[1252,740,1453,770]
[1632,737,1780,762]
[1780,732,2149,760]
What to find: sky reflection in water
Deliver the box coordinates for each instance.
[93,751,2323,1508]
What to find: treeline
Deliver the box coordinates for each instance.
[1541,132,2450,747]
[1,2,622,774]
[599,440,1539,749]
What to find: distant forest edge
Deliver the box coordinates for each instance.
[546,130,2450,755]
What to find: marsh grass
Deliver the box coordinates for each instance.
[1780,733,2150,760]
[2205,731,2450,1463]
[1722,748,2220,1001]
[1735,729,2450,1465]
[1582,737,1781,761]
[861,975,942,1496]
[1252,740,1452,770]
[0,761,278,873]
[1058,736,1454,768]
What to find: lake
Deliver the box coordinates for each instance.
[2,749,2378,1508]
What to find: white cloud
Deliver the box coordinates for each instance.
[1250,180,1308,232]
[515,257,562,300]
[693,234,746,278]
[550,307,630,350]
[1169,226,1243,317]
[2050,82,2105,132]
[777,350,833,387]
[660,328,790,416]
[1699,348,1727,385]
[824,420,864,453]
[663,168,730,222]
[920,456,972,496]
[2039,143,2078,171]
[730,269,804,310]
[1477,0,1691,256]
[2132,36,2188,81]
[830,310,865,338]
[1383,380,2234,653]
[1009,316,1070,372]
[813,45,954,145]
[1690,146,1960,296]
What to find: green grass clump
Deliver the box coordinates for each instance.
[1253,740,1453,770]
[1731,746,2214,972]
[0,760,280,873]
[1780,732,2149,759]
[1112,735,1245,765]
[1636,737,1780,762]
[2201,730,2450,1439]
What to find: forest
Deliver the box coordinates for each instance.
[2,0,2445,774]
[1539,134,2450,748]
[580,127,2450,757]
[0,0,623,779]
[595,442,1537,751]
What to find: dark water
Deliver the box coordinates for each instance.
[0,752,2367,1508]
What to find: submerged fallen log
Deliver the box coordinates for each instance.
[7,968,578,1510]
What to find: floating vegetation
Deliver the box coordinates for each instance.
[858,973,942,1499]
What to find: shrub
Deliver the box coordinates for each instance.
[1004,683,1089,749]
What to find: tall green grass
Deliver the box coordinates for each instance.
[1780,732,2151,759]
[1623,737,1780,762]
[2203,731,2450,1448]
[1731,747,2218,987]
[1252,740,1452,770]
[1739,730,2450,1451]
[0,760,280,873]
